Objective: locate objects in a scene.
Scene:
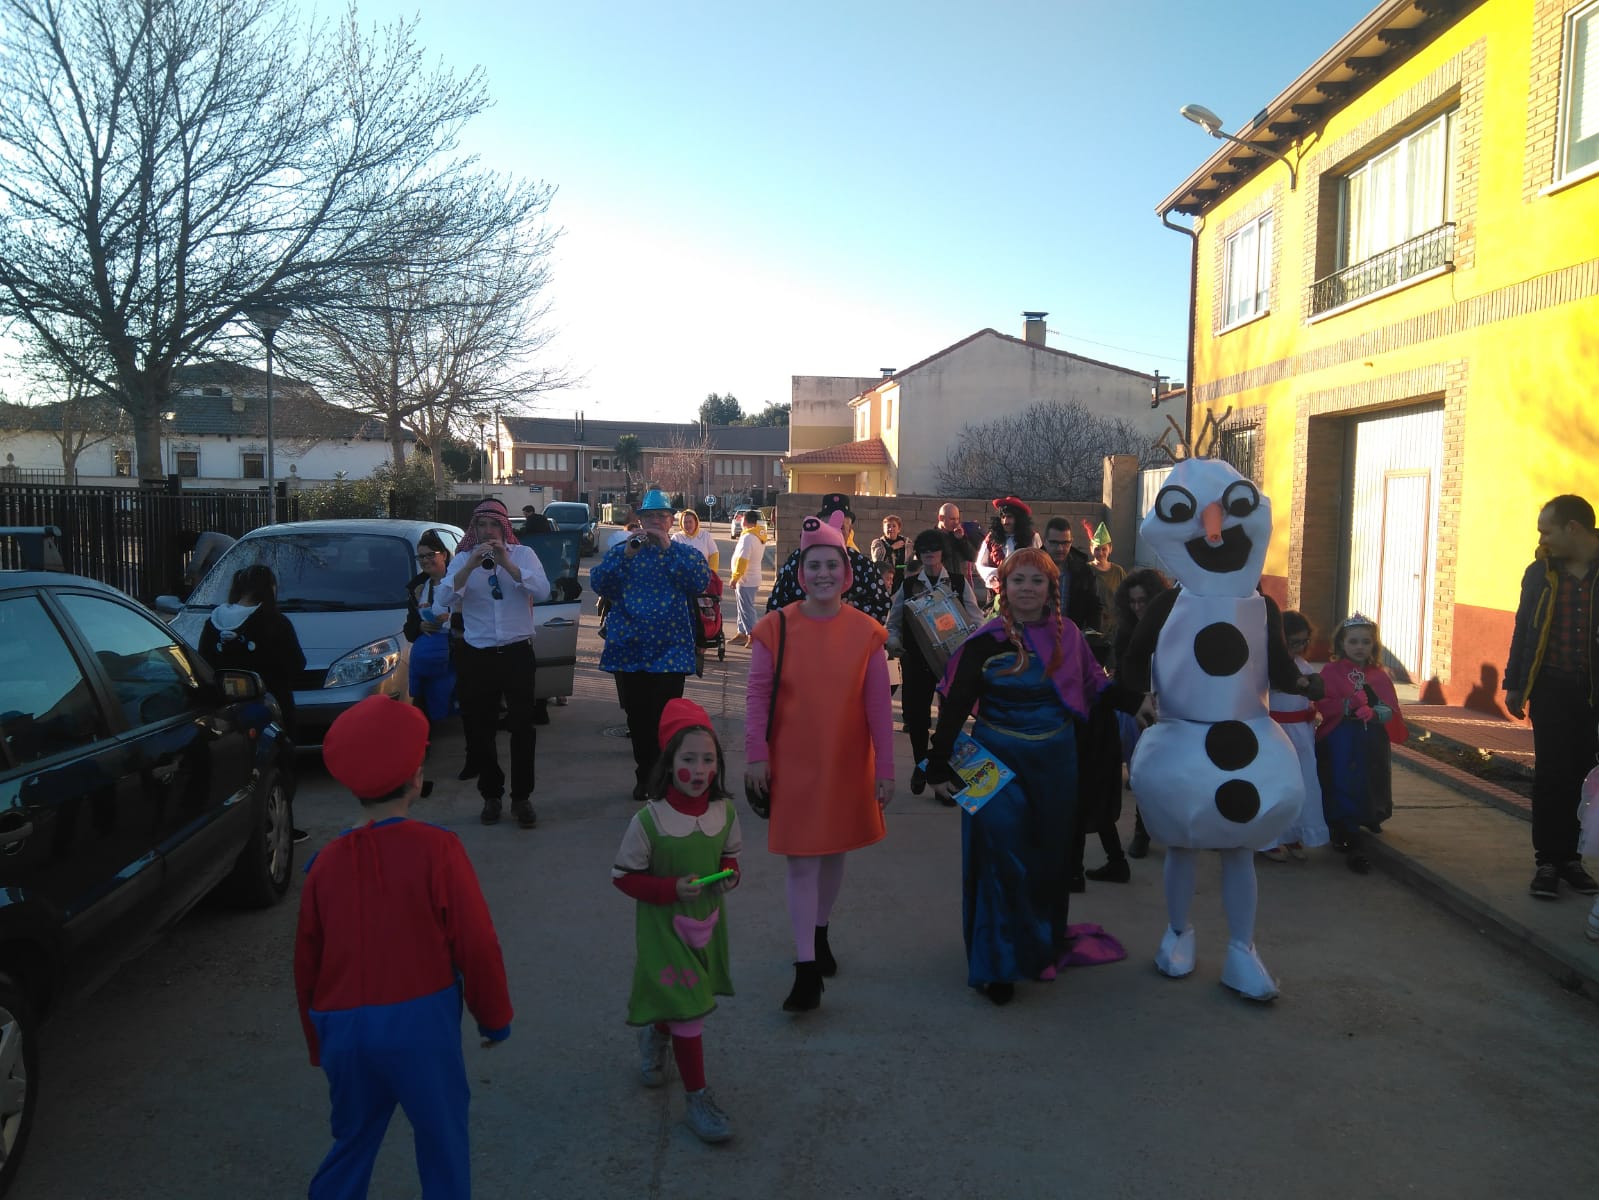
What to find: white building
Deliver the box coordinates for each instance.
[785,314,1166,496]
[0,362,404,486]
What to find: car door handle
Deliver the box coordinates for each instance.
[0,822,34,848]
[541,618,577,628]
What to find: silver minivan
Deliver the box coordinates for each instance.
[162,519,583,742]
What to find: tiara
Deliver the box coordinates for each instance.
[1340,612,1376,629]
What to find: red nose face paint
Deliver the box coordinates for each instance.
[677,768,693,783]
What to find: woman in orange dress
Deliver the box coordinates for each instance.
[744,514,895,1013]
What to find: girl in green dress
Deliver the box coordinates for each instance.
[611,698,742,1144]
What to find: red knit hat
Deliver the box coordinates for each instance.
[658,697,714,750]
[322,696,430,800]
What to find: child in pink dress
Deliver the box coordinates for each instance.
[1314,614,1407,875]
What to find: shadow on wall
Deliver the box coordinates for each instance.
[1420,662,1509,717]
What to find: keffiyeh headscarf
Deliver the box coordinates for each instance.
[457,498,523,555]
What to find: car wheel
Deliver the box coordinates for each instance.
[220,764,294,908]
[0,975,39,1196]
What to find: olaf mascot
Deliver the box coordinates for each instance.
[1123,458,1322,1002]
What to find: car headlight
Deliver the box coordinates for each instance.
[323,637,401,688]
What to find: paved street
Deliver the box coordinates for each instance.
[16,551,1599,1199]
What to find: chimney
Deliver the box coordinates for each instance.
[879,367,896,378]
[1022,312,1048,347]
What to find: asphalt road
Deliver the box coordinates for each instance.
[15,548,1599,1199]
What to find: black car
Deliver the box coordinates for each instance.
[0,562,295,1194]
[540,502,599,556]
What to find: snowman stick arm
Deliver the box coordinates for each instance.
[1117,585,1180,695]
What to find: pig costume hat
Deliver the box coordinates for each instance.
[797,513,854,594]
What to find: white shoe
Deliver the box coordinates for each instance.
[637,1024,671,1088]
[1154,925,1196,978]
[684,1087,733,1143]
[1220,941,1280,1001]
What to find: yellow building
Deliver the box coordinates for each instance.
[1157,0,1599,707]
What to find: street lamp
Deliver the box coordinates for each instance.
[1180,104,1298,190]
[246,303,292,523]
[477,420,487,498]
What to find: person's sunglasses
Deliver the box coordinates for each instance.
[488,571,503,600]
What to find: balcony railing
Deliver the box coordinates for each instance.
[1308,222,1455,316]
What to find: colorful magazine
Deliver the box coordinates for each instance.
[924,733,1015,814]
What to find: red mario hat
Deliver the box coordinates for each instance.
[322,696,430,800]
[658,697,714,750]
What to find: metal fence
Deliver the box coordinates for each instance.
[1308,222,1455,316]
[0,482,297,602]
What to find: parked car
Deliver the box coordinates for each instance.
[161,518,584,739]
[0,555,295,1195]
[541,501,599,556]
[162,519,463,743]
[728,507,773,539]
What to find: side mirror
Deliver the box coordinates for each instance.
[217,669,265,702]
[154,595,183,617]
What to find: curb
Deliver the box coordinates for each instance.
[1364,834,1599,1004]
[1392,743,1531,822]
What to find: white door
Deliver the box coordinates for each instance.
[1345,404,1443,683]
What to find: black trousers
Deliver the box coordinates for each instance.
[1529,671,1598,865]
[457,641,538,802]
[901,648,938,766]
[618,671,686,788]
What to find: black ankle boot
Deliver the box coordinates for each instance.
[782,961,824,1012]
[815,926,837,977]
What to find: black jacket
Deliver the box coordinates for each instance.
[1505,555,1598,702]
[199,608,306,724]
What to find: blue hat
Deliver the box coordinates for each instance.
[637,488,675,513]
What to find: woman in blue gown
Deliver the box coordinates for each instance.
[927,548,1134,1005]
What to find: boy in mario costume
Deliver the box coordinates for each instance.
[295,695,513,1199]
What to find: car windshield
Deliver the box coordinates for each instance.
[185,532,417,612]
[543,505,589,525]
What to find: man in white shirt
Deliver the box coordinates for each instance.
[435,499,551,829]
[728,508,766,646]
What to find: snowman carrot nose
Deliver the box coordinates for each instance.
[1202,501,1225,545]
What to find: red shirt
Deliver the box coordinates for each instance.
[1544,562,1596,677]
[294,818,512,1065]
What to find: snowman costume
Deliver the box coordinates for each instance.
[1121,460,1321,1001]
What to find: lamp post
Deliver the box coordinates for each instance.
[246,304,292,523]
[1179,104,1298,190]
[478,420,487,498]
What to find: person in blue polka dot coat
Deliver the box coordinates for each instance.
[592,490,712,801]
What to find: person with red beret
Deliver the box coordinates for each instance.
[611,698,742,1143]
[294,696,513,1198]
[977,497,1041,602]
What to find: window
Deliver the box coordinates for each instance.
[523,451,567,472]
[773,460,782,476]
[1341,110,1455,270]
[591,456,612,470]
[1559,2,1599,178]
[0,596,106,766]
[1219,426,1259,484]
[885,395,894,431]
[202,386,223,397]
[113,448,132,477]
[1222,212,1273,327]
[241,452,265,479]
[174,450,199,478]
[58,594,205,728]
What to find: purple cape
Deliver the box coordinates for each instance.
[938,616,1108,720]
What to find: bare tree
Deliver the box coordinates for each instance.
[652,427,713,501]
[7,329,129,480]
[937,401,1165,501]
[278,177,568,490]
[0,0,499,481]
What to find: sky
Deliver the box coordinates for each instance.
[6,0,1381,425]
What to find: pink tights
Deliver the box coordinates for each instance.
[785,853,847,960]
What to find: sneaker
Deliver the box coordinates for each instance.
[512,798,537,829]
[637,1025,670,1088]
[684,1088,733,1144]
[1529,863,1560,899]
[1559,861,1599,895]
[480,798,502,826]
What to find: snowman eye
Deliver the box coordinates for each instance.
[1154,485,1197,524]
[1222,480,1260,518]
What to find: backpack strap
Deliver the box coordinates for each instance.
[768,609,787,736]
